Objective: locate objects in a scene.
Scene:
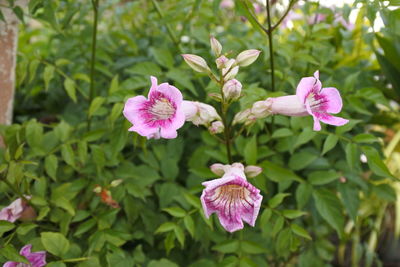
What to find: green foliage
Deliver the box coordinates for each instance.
[0,0,398,266]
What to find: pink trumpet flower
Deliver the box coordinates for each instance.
[3,244,46,267]
[201,163,263,232]
[123,76,185,139]
[269,71,349,131]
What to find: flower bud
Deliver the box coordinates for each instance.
[182,54,211,73]
[224,66,239,81]
[208,121,224,134]
[19,206,37,221]
[251,99,272,118]
[222,59,236,76]
[110,179,123,187]
[183,101,221,126]
[210,163,225,176]
[223,79,242,100]
[236,49,261,67]
[216,55,228,69]
[233,108,251,125]
[93,185,102,194]
[210,36,222,57]
[244,165,263,178]
[208,93,222,102]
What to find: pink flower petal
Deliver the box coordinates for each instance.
[320,87,343,114]
[319,114,349,126]
[123,95,147,125]
[160,127,178,139]
[296,76,318,103]
[20,244,32,257]
[149,76,158,94]
[155,83,183,106]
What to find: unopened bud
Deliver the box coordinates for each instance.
[210,36,222,57]
[233,108,251,125]
[251,99,272,118]
[236,49,261,67]
[93,185,102,194]
[244,166,263,177]
[224,66,239,81]
[216,55,229,69]
[208,93,222,102]
[210,163,225,176]
[223,79,242,100]
[182,54,211,73]
[222,59,236,76]
[208,121,224,134]
[183,101,221,126]
[110,179,123,187]
[339,176,347,183]
[19,206,37,221]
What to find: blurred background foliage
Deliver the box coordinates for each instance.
[0,0,400,266]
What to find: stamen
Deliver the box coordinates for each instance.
[149,98,175,120]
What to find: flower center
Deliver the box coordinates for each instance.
[211,184,253,214]
[149,97,175,120]
[307,92,326,109]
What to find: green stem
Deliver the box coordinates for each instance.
[151,0,183,52]
[266,0,275,92]
[88,0,100,130]
[219,75,233,163]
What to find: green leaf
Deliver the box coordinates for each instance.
[45,154,58,181]
[276,228,292,255]
[16,223,37,235]
[12,6,24,22]
[244,136,257,165]
[294,127,316,149]
[41,232,70,257]
[64,78,77,103]
[151,47,174,69]
[288,151,318,170]
[61,144,75,167]
[88,97,105,118]
[308,170,340,185]
[313,189,344,236]
[296,183,312,209]
[183,215,195,237]
[353,133,378,144]
[163,207,186,218]
[322,134,338,155]
[271,128,293,138]
[269,193,290,208]
[261,161,303,182]
[282,209,307,219]
[0,245,29,264]
[212,240,239,253]
[155,222,176,234]
[290,224,312,240]
[362,146,393,177]
[174,225,185,247]
[108,75,119,94]
[240,241,266,254]
[0,221,15,237]
[271,216,284,237]
[345,143,358,170]
[338,183,359,221]
[26,119,43,148]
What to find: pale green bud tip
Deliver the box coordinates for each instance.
[210,36,222,56]
[236,49,261,67]
[93,185,102,194]
[210,163,225,176]
[244,166,263,178]
[181,54,210,73]
[110,179,123,187]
